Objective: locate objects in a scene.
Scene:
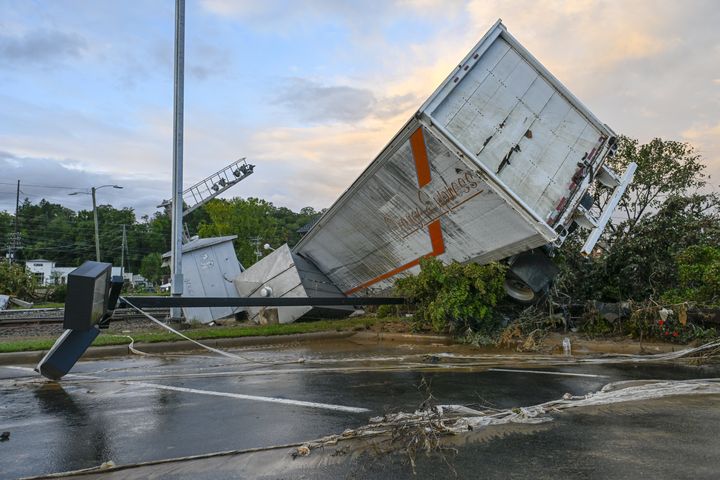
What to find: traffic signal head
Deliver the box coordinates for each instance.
[63,261,112,330]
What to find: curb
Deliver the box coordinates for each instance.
[0,330,458,366]
[542,332,678,355]
[350,331,454,344]
[0,330,357,366]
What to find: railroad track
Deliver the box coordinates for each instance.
[0,308,170,327]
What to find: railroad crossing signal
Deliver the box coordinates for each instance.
[158,158,255,217]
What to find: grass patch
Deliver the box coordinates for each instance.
[30,302,65,309]
[0,316,394,354]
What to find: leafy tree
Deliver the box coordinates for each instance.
[594,136,707,241]
[556,136,719,302]
[197,198,320,267]
[396,257,506,334]
[95,205,136,267]
[0,211,14,252]
[662,245,720,305]
[139,252,165,285]
[0,261,37,299]
[0,196,320,275]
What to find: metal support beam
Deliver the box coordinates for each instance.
[581,162,637,256]
[121,296,407,308]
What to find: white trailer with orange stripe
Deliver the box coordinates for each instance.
[237,20,635,316]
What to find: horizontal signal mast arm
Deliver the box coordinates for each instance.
[120,296,407,308]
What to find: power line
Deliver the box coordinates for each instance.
[0,182,87,190]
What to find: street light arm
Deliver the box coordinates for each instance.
[68,185,121,195]
[67,184,123,262]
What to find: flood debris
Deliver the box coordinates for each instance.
[9,297,33,308]
[290,378,720,466]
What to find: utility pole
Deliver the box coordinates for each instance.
[10,180,19,263]
[69,184,122,263]
[170,0,186,320]
[249,236,262,262]
[91,186,100,262]
[120,224,127,279]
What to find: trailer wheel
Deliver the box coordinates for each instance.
[503,275,536,303]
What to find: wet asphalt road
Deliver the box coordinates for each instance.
[1,338,719,479]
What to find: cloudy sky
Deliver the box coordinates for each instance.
[1,0,718,217]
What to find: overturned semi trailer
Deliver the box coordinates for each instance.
[236,19,635,320]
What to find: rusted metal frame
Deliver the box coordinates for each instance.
[553,137,613,232]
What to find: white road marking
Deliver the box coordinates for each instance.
[2,366,36,373]
[2,366,369,413]
[129,381,370,413]
[1,365,97,380]
[488,368,608,378]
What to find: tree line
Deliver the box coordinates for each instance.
[1,135,718,305]
[0,198,320,285]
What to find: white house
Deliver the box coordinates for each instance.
[25,260,76,286]
[52,267,75,284]
[25,261,148,287]
[25,259,56,285]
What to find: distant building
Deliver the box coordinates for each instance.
[25,261,147,287]
[25,259,56,285]
[52,267,75,285]
[296,215,321,236]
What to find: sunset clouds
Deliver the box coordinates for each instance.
[1,1,717,215]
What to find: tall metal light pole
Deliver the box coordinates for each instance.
[170,0,186,320]
[70,184,123,262]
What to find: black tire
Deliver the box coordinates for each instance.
[503,274,537,304]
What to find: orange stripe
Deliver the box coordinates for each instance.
[428,219,445,255]
[344,220,445,295]
[343,128,444,295]
[410,127,431,188]
[344,257,422,296]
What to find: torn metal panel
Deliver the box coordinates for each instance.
[234,245,352,325]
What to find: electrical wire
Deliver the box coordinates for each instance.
[119,296,305,366]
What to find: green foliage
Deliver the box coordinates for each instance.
[626,303,717,343]
[198,198,320,267]
[395,257,506,334]
[604,136,707,235]
[139,252,165,285]
[661,245,720,305]
[376,304,399,318]
[0,316,389,353]
[556,136,720,303]
[47,283,67,303]
[0,261,37,299]
[0,197,319,272]
[578,316,614,337]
